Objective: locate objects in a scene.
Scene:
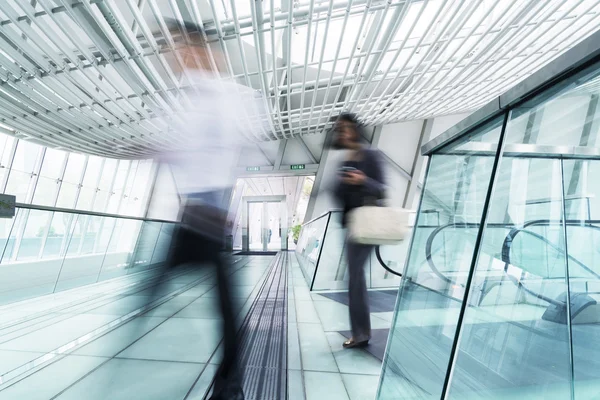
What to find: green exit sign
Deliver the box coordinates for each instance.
[246,166,260,172]
[290,164,305,170]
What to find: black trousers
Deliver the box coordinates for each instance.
[346,240,373,342]
[156,202,241,394]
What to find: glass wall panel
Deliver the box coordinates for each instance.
[5,141,42,202]
[445,155,572,399]
[98,219,142,282]
[0,134,15,192]
[310,211,352,291]
[0,212,20,303]
[55,215,107,292]
[378,118,504,400]
[32,148,66,206]
[56,153,85,209]
[16,210,51,260]
[561,160,600,399]
[42,212,74,258]
[129,221,162,272]
[106,160,130,214]
[93,159,118,212]
[150,223,175,265]
[295,212,329,285]
[119,160,139,215]
[77,156,102,211]
[121,160,153,217]
[0,210,69,303]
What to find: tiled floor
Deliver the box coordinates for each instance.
[0,254,392,400]
[0,255,273,400]
[287,255,391,400]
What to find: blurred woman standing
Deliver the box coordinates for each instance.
[332,113,386,349]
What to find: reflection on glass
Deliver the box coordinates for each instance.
[98,219,142,282]
[130,221,162,272]
[295,212,330,286]
[310,211,349,291]
[16,210,51,260]
[562,159,600,399]
[151,223,176,265]
[42,212,74,258]
[56,216,107,292]
[378,118,503,400]
[446,156,572,399]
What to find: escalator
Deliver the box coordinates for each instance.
[423,219,600,324]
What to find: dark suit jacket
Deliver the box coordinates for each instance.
[333,149,386,226]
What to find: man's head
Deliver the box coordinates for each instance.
[332,113,365,150]
[163,17,222,73]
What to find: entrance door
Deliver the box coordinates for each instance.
[247,201,283,252]
[248,202,264,251]
[265,202,281,251]
[242,195,287,252]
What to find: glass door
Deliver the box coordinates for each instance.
[247,201,283,251]
[248,202,264,251]
[266,202,282,251]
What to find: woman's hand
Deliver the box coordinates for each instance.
[343,170,366,185]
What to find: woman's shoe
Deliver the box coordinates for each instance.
[343,338,369,349]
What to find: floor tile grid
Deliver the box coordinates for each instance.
[0,255,246,328]
[0,262,197,320]
[291,253,386,400]
[0,258,252,346]
[0,258,255,392]
[192,256,281,373]
[287,254,307,400]
[179,255,280,400]
[291,255,351,400]
[0,265,216,342]
[196,254,282,399]
[237,253,287,400]
[0,267,214,352]
[46,257,266,400]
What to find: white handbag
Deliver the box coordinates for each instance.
[347,205,412,245]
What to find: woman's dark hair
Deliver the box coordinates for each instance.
[329,112,367,149]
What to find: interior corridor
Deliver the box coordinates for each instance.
[0,253,388,400]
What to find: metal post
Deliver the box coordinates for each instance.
[440,112,509,399]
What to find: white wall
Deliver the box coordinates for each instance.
[304,113,471,222]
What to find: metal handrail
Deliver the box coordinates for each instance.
[424,219,600,306]
[15,202,177,224]
[375,245,402,277]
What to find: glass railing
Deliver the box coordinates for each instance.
[0,204,177,305]
[295,210,415,291]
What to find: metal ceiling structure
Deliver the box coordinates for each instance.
[0,0,599,158]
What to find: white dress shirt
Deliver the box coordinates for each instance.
[158,72,267,206]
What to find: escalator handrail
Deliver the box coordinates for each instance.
[424,219,600,291]
[375,245,402,277]
[500,219,600,306]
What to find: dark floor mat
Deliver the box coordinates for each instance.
[339,329,390,361]
[235,253,287,400]
[317,290,398,313]
[234,251,278,256]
